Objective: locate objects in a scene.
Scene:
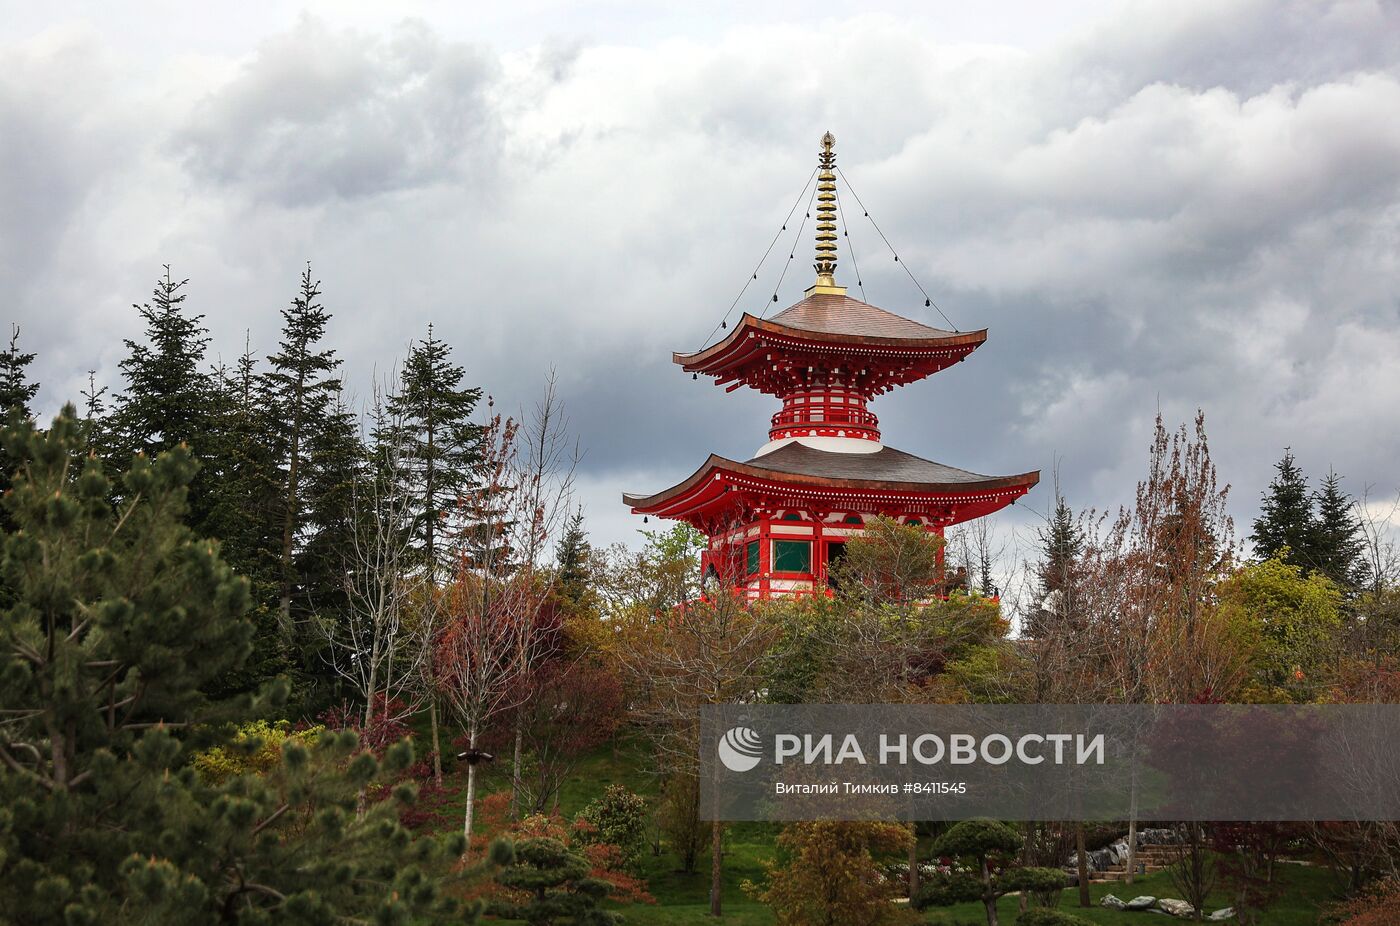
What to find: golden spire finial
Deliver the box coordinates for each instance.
[808,131,846,297]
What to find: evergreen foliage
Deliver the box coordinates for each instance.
[1038,493,1082,597]
[0,324,38,417]
[0,325,39,533]
[575,785,648,873]
[1250,449,1316,569]
[0,407,499,923]
[202,343,292,698]
[555,508,591,614]
[262,266,360,707]
[385,325,483,580]
[109,267,219,531]
[489,836,620,925]
[1313,470,1368,591]
[1250,451,1368,593]
[917,820,1067,926]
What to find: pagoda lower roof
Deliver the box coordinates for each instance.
[675,293,986,397]
[624,443,1038,528]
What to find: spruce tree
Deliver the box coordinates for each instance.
[1250,449,1316,568]
[0,324,38,416]
[109,267,218,530]
[296,387,365,647]
[555,508,591,615]
[1038,493,1081,596]
[265,266,343,635]
[0,406,501,924]
[1313,470,1368,592]
[0,324,39,513]
[385,325,483,581]
[203,338,293,697]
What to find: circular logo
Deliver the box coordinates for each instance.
[717,726,763,772]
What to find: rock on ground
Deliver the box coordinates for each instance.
[1157,898,1196,917]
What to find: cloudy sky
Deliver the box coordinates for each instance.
[4,0,1399,564]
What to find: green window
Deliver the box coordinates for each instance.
[772,539,812,573]
[746,540,759,575]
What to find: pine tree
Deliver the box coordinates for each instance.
[555,508,591,614]
[1251,449,1316,569]
[1313,470,1368,592]
[265,265,344,635]
[487,837,620,925]
[0,406,502,924]
[109,268,218,531]
[385,325,483,581]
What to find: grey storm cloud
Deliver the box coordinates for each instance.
[176,17,504,205]
[2,0,1399,556]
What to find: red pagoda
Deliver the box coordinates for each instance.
[624,133,1038,598]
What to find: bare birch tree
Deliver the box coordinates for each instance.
[319,381,434,728]
[438,375,577,851]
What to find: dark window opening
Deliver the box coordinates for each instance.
[772,539,811,574]
[825,541,847,588]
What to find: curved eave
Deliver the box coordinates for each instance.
[673,313,988,374]
[624,454,1039,519]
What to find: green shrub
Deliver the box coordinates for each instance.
[192,719,323,783]
[575,785,649,871]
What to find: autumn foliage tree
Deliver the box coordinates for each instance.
[746,821,916,926]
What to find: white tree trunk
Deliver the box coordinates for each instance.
[462,722,479,853]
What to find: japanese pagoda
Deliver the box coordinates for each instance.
[624,133,1038,598]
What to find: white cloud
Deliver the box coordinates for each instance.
[2,0,1398,554]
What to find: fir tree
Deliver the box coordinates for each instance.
[0,406,502,924]
[555,508,591,614]
[1313,469,1369,592]
[1028,490,1082,639]
[0,324,38,416]
[0,324,39,514]
[109,268,217,531]
[1250,449,1315,569]
[265,265,344,635]
[203,337,293,697]
[1038,492,1082,596]
[296,386,365,648]
[385,324,483,581]
[79,370,109,453]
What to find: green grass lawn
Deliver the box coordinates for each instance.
[422,732,1345,925]
[921,863,1341,925]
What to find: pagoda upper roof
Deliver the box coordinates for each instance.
[769,292,961,340]
[623,442,1038,526]
[675,292,987,398]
